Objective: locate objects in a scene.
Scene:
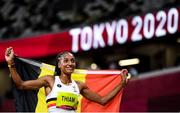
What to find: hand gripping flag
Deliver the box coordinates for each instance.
[13,57,125,112]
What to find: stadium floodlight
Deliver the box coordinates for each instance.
[118,58,140,66]
[91,63,98,69]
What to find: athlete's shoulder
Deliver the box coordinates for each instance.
[75,80,88,91]
[38,75,55,82]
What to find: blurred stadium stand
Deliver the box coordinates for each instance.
[121,67,180,112]
[0,0,180,112]
[0,0,179,40]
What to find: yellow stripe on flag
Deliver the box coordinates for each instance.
[72,69,87,113]
[36,63,55,112]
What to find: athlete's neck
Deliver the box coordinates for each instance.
[59,74,72,85]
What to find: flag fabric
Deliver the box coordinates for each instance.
[13,57,40,112]
[13,57,124,112]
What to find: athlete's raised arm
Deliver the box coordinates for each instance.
[77,69,129,106]
[5,47,53,90]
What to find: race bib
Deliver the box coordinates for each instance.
[56,92,79,110]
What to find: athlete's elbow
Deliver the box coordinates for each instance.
[99,99,107,106]
[17,85,25,90]
[16,81,26,90]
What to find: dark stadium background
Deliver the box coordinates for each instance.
[0,0,180,112]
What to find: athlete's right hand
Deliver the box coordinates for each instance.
[5,47,15,64]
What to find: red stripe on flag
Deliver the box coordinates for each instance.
[81,72,123,112]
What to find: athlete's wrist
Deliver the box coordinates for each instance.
[7,62,15,68]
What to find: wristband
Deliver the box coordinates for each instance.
[8,63,15,68]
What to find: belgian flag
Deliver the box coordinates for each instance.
[13,57,125,112]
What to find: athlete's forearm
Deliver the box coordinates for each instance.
[8,62,24,88]
[100,80,126,105]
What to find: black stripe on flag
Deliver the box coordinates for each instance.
[12,57,41,112]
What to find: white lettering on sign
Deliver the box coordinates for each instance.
[116,19,128,44]
[143,13,155,39]
[167,8,179,34]
[131,16,143,42]
[69,28,81,52]
[69,7,179,53]
[93,24,105,49]
[80,26,92,51]
[106,21,116,46]
[155,10,167,37]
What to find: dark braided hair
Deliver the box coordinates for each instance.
[54,51,72,76]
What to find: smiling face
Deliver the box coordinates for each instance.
[58,52,76,75]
